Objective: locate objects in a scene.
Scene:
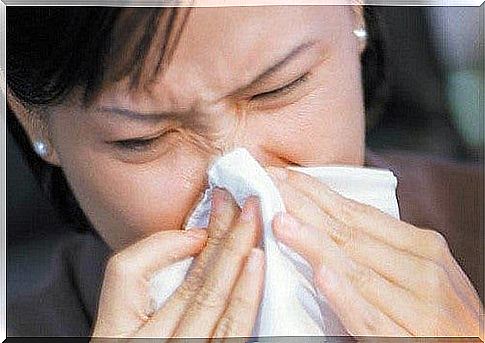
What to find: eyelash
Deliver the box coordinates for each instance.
[250,72,310,101]
[113,129,176,152]
[114,137,158,151]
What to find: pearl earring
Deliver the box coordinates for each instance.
[33,141,49,157]
[353,27,367,40]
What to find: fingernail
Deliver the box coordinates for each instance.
[212,187,231,211]
[246,248,264,272]
[274,212,300,237]
[240,196,259,222]
[185,228,207,240]
[267,167,288,181]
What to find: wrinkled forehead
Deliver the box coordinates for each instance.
[98,6,355,108]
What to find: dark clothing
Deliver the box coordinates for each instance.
[7,230,110,336]
[7,151,483,337]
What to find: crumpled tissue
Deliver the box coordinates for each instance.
[148,148,399,337]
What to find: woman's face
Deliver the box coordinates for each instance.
[45,6,366,250]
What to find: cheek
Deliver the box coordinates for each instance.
[51,115,209,249]
[248,54,365,166]
[78,154,206,249]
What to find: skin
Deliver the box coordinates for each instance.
[43,6,365,250]
[8,6,482,339]
[91,190,265,339]
[268,167,483,338]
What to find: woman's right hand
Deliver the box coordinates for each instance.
[91,189,265,340]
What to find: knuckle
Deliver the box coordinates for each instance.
[210,215,231,236]
[106,253,138,279]
[207,235,226,249]
[349,265,372,292]
[193,284,226,310]
[425,230,451,260]
[214,314,236,337]
[185,266,206,286]
[176,278,201,301]
[219,312,247,337]
[106,253,122,271]
[362,313,379,334]
[220,234,244,257]
[332,222,353,249]
[336,200,360,220]
[229,294,253,313]
[422,261,449,297]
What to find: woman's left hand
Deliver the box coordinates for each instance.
[267,167,483,338]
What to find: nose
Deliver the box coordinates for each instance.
[214,120,293,169]
[227,143,291,168]
[200,101,295,169]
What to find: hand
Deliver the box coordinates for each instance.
[91,189,264,340]
[268,167,483,338]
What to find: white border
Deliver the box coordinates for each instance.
[1,0,484,6]
[0,2,483,342]
[0,1,6,341]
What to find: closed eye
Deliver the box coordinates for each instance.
[250,72,310,101]
[113,136,160,151]
[110,128,178,152]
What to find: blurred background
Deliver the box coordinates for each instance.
[7,5,484,245]
[366,6,483,162]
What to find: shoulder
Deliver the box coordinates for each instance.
[366,149,483,299]
[8,226,111,337]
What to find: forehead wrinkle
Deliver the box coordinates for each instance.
[94,104,211,134]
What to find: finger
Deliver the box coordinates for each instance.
[109,229,208,280]
[268,167,446,261]
[272,205,448,300]
[207,187,240,240]
[273,213,417,333]
[350,231,481,330]
[181,187,241,295]
[314,263,411,336]
[212,248,265,338]
[136,188,240,337]
[92,229,208,338]
[270,175,339,240]
[270,169,479,314]
[173,196,262,338]
[273,213,465,336]
[316,262,473,337]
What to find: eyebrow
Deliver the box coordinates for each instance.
[231,40,318,95]
[96,40,318,119]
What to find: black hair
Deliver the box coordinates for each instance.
[6,6,388,231]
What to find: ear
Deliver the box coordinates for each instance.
[7,88,61,166]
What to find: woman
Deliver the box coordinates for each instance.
[6,6,483,339]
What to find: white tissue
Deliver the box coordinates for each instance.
[149,148,399,337]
